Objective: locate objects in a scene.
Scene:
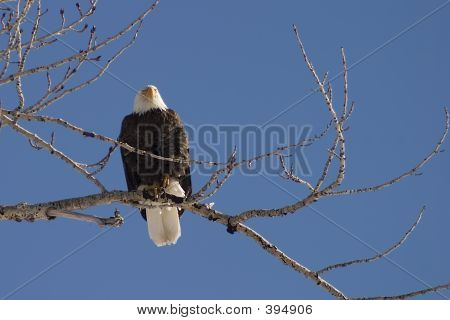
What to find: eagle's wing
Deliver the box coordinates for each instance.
[164,109,192,216]
[119,114,140,191]
[161,109,191,178]
[177,158,191,217]
[179,160,192,198]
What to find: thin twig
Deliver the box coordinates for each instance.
[28,21,138,113]
[328,108,449,196]
[293,24,346,192]
[316,206,426,275]
[279,155,314,191]
[341,47,348,120]
[354,283,450,300]
[84,145,117,176]
[47,208,123,227]
[0,0,161,85]
[0,113,107,192]
[236,223,347,299]
[314,134,339,191]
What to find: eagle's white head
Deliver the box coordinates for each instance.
[133,85,168,114]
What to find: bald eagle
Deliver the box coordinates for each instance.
[119,85,191,246]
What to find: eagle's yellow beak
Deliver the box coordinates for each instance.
[142,87,155,100]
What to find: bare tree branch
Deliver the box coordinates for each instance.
[354,283,450,300]
[340,47,349,121]
[293,24,347,194]
[316,206,425,275]
[84,145,117,176]
[314,134,339,191]
[0,191,141,222]
[0,0,161,86]
[0,190,347,299]
[47,208,124,227]
[0,112,107,192]
[2,189,448,300]
[279,154,314,191]
[328,107,449,196]
[27,21,143,113]
[236,223,347,299]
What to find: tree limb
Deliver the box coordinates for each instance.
[316,206,425,275]
[354,283,450,300]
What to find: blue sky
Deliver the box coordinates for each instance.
[1,0,449,299]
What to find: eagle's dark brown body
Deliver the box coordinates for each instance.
[119,109,191,219]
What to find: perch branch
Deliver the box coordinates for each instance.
[1,189,448,300]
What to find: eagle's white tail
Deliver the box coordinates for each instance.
[145,178,185,247]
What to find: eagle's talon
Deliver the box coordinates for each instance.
[161,174,170,190]
[142,186,161,199]
[226,217,238,234]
